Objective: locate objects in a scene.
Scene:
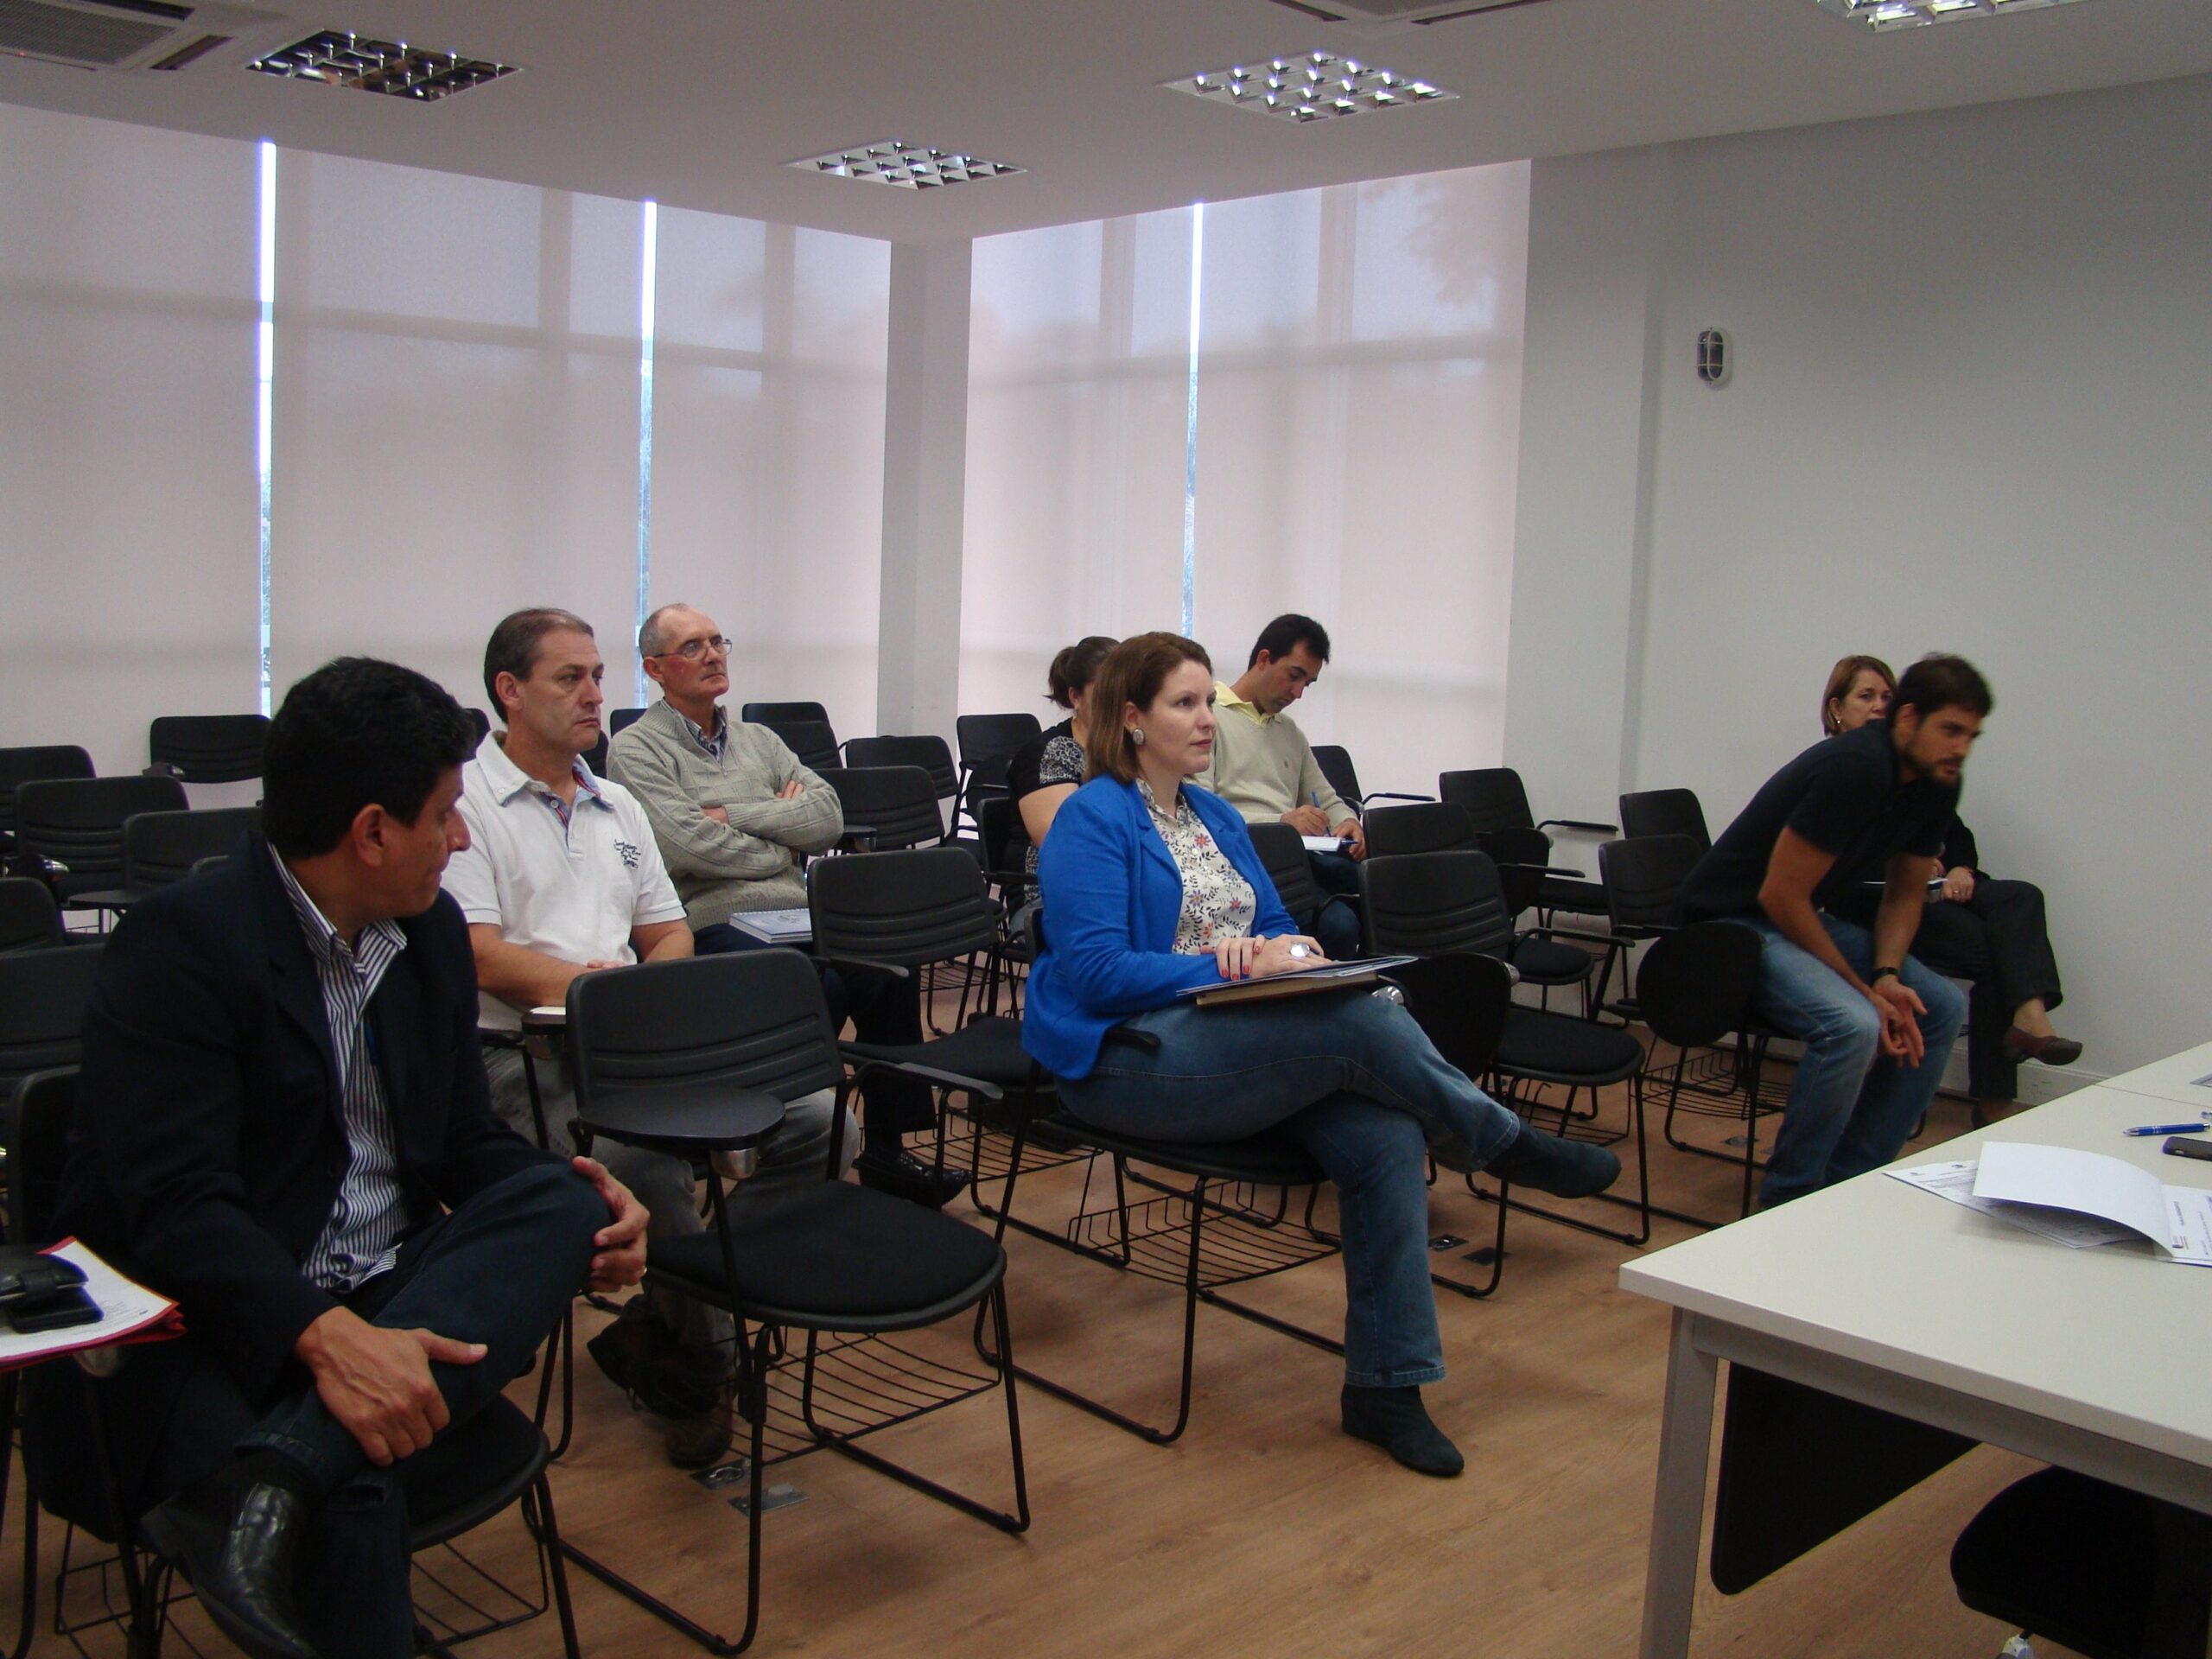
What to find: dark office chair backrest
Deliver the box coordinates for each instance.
[607,707,646,735]
[1311,744,1363,808]
[1357,849,1515,961]
[122,807,260,893]
[817,766,944,851]
[0,944,105,1096]
[0,879,65,954]
[842,736,958,804]
[1635,922,1762,1051]
[1598,833,1705,934]
[755,717,841,774]
[147,714,269,785]
[954,714,1041,796]
[15,776,189,897]
[1245,822,1319,928]
[741,701,830,728]
[1363,803,1476,860]
[582,732,609,777]
[809,847,998,971]
[1382,954,1513,1083]
[1435,767,1535,836]
[567,950,843,1109]
[0,746,95,838]
[1618,788,1712,850]
[9,1068,77,1249]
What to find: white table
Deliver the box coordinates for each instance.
[2092,1039,2212,1116]
[1622,1077,2212,1659]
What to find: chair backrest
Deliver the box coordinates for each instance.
[0,878,65,954]
[977,794,1021,880]
[1363,802,1476,860]
[809,846,998,969]
[1245,821,1319,927]
[1619,788,1711,850]
[1436,767,1535,836]
[0,944,105,1094]
[1311,744,1362,807]
[15,776,189,887]
[1357,849,1515,960]
[741,701,830,727]
[955,713,1042,794]
[148,714,269,784]
[122,806,260,892]
[582,732,610,778]
[842,735,957,803]
[567,951,843,1109]
[607,706,646,735]
[1636,922,1763,1049]
[817,766,944,851]
[0,745,95,836]
[9,1068,79,1248]
[1382,954,1513,1082]
[1598,834,1706,932]
[756,716,841,773]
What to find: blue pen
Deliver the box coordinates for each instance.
[2123,1122,2208,1137]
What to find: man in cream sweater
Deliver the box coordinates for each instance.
[608,602,961,1208]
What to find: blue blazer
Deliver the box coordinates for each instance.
[1022,777,1298,1079]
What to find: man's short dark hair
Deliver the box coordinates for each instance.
[484,608,594,715]
[1247,613,1331,671]
[1893,653,1993,723]
[262,658,475,857]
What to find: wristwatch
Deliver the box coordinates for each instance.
[1869,965,1901,984]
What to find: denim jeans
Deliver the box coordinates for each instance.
[1741,914,1967,1208]
[1057,990,1522,1389]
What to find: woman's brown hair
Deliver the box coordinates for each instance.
[1081,632,1212,785]
[1820,654,1895,737]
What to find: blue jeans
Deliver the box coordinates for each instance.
[1742,915,1967,1208]
[1057,991,1522,1389]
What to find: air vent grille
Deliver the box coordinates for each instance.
[0,0,171,64]
[1262,0,1554,22]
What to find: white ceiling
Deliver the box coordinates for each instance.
[4,0,2209,244]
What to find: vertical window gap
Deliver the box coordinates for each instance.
[635,200,658,708]
[1182,201,1204,639]
[256,142,276,715]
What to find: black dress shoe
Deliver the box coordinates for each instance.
[1484,1122,1621,1199]
[1341,1385,1465,1478]
[855,1148,969,1210]
[142,1477,321,1659]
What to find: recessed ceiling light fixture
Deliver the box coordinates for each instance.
[1161,51,1457,124]
[1810,0,2094,31]
[249,30,517,99]
[789,141,1024,189]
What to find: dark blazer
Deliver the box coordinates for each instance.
[39,831,554,1515]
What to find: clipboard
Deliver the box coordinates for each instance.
[1179,954,1416,1008]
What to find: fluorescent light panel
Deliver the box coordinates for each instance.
[1811,0,2095,31]
[791,142,1023,189]
[249,31,517,99]
[1162,52,1457,124]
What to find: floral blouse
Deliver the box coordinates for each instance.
[1138,780,1256,953]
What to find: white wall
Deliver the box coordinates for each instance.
[1510,73,2212,1077]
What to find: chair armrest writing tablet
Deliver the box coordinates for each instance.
[1538,817,1618,836]
[837,1047,1006,1103]
[809,952,912,982]
[575,1085,787,1153]
[524,1006,569,1032]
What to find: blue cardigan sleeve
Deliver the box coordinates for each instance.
[1036,785,1222,1016]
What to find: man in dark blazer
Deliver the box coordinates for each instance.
[35,658,648,1659]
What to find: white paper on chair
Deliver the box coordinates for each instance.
[1886,1160,2139,1249]
[1968,1142,2212,1265]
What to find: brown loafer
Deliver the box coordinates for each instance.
[2003,1028,2083,1068]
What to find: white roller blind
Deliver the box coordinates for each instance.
[267,156,642,721]
[0,104,260,774]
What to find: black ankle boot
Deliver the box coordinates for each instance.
[1340,1385,1465,1478]
[1484,1122,1621,1199]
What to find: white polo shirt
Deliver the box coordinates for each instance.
[444,732,687,1031]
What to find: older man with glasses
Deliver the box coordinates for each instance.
[607,603,963,1210]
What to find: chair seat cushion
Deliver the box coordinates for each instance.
[652,1181,1003,1325]
[846,1014,1036,1088]
[1497,1009,1643,1084]
[404,1396,549,1550]
[1029,1112,1325,1187]
[1511,936,1598,985]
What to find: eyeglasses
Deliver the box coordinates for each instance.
[650,635,730,662]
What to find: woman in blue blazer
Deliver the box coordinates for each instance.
[1023,633,1619,1477]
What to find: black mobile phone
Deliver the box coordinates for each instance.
[2161,1135,2212,1163]
[3,1285,101,1332]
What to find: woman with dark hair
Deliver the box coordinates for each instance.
[1023,632,1619,1477]
[1001,635,1116,900]
[1821,653,2079,1109]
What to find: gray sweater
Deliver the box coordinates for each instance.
[607,702,843,932]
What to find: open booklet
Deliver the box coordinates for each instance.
[1889,1145,2212,1265]
[1178,954,1417,1009]
[0,1239,185,1372]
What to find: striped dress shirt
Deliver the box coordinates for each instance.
[271,849,412,1293]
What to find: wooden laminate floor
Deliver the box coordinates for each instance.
[9,1024,2075,1659]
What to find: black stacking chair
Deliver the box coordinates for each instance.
[1594,834,1707,1020]
[1247,822,1324,935]
[0,747,94,855]
[1951,1466,2210,1659]
[145,715,268,785]
[1362,802,1476,859]
[1618,787,1711,850]
[582,731,609,777]
[753,716,840,774]
[740,700,830,727]
[73,808,260,918]
[13,777,188,906]
[1437,767,1616,918]
[952,713,1040,840]
[0,945,103,1099]
[560,950,1028,1654]
[1361,849,1651,1255]
[1636,920,1774,1224]
[0,880,64,955]
[607,706,646,734]
[816,764,945,852]
[1311,745,1431,811]
[842,735,958,809]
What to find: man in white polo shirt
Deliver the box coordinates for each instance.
[442,607,839,1466]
